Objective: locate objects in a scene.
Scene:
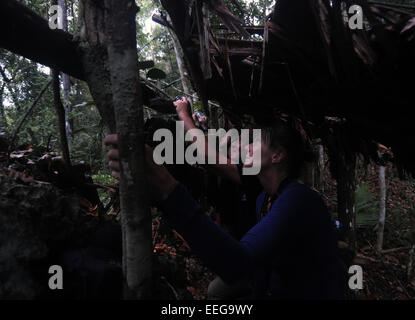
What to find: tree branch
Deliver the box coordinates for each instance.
[9,79,52,151]
[0,66,11,83]
[0,0,84,80]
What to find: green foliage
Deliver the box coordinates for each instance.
[92,171,116,186]
[0,50,58,148]
[192,101,203,112]
[20,0,48,17]
[387,206,415,246]
[209,0,273,26]
[92,171,116,207]
[355,183,379,228]
[69,91,106,171]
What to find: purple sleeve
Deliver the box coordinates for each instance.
[159,183,252,282]
[159,183,312,284]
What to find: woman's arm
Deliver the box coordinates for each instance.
[105,134,250,282]
[159,182,305,283]
[173,97,241,184]
[104,134,300,284]
[159,183,253,283]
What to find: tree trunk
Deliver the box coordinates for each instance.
[166,14,193,111]
[315,144,324,192]
[337,156,356,250]
[333,129,357,252]
[58,0,73,140]
[376,165,386,252]
[408,244,415,282]
[78,0,116,133]
[58,0,68,31]
[0,83,6,130]
[407,206,415,281]
[105,0,153,299]
[160,0,210,116]
[52,70,71,167]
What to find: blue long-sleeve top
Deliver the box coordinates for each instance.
[160,181,341,299]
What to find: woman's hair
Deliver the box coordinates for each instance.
[261,120,315,179]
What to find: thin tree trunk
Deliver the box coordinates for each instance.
[337,154,356,251]
[58,0,72,140]
[105,0,153,299]
[408,204,415,281]
[62,73,72,138]
[317,144,324,192]
[376,165,386,252]
[166,14,192,111]
[333,127,357,252]
[0,83,6,130]
[48,1,70,166]
[160,0,210,118]
[52,70,71,167]
[408,244,415,281]
[258,0,269,94]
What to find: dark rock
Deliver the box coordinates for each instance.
[0,173,99,299]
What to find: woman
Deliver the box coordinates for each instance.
[105,121,341,299]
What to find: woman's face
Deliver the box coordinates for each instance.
[243,139,284,174]
[242,139,265,171]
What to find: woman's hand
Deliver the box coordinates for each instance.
[104,134,178,203]
[104,134,121,180]
[173,96,191,120]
